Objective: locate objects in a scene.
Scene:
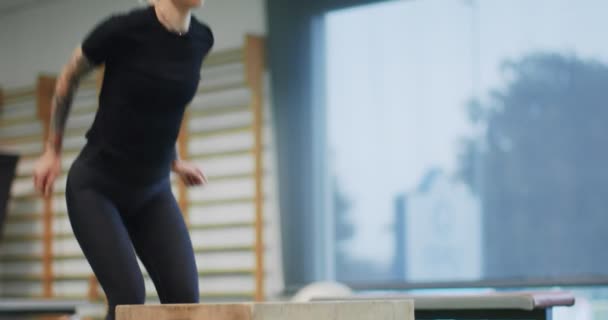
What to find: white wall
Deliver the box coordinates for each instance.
[0,0,267,88]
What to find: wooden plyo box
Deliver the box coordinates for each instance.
[116,300,414,320]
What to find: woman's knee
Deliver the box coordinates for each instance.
[162,281,199,304]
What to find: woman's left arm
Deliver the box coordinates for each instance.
[171,143,207,187]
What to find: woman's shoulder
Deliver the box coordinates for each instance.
[190,16,214,47]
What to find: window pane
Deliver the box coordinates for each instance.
[325,0,608,283]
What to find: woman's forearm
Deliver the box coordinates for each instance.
[47,47,95,155]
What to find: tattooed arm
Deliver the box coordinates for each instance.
[34,47,95,196]
[46,46,95,155]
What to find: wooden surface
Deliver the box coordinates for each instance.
[177,110,190,224]
[36,76,56,134]
[116,301,414,320]
[36,75,56,298]
[117,303,253,320]
[245,34,266,303]
[88,274,100,302]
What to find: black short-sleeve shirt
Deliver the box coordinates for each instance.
[81,5,213,175]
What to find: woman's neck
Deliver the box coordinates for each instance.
[154,0,192,34]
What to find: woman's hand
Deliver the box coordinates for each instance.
[33,150,62,197]
[172,160,207,187]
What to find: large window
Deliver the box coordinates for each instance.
[325,0,608,284]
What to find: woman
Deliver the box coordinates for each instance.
[33,0,213,319]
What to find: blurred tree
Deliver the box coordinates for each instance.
[458,53,608,278]
[333,177,386,281]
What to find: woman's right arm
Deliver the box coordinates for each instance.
[46,46,95,155]
[34,47,95,196]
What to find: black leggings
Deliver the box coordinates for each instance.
[66,143,199,320]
